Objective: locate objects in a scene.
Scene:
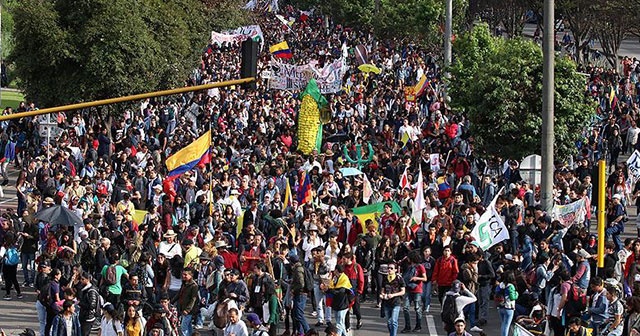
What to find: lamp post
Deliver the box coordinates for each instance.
[541,0,555,211]
[443,0,452,102]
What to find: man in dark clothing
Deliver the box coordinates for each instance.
[19,218,39,287]
[476,252,495,327]
[176,268,199,336]
[289,254,310,336]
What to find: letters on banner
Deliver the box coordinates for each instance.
[628,150,640,181]
[211,25,265,50]
[550,198,587,228]
[470,188,509,250]
[267,58,347,94]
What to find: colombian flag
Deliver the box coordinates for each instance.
[325,273,354,308]
[297,171,313,204]
[414,74,429,96]
[270,41,293,59]
[165,130,211,180]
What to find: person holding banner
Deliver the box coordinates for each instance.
[606,194,627,251]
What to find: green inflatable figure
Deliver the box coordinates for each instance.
[343,140,374,170]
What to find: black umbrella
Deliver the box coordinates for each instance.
[35,205,84,227]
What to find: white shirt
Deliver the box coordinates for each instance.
[158,241,182,260]
[100,317,123,336]
[224,321,248,336]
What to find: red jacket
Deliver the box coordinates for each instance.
[432,255,459,287]
[343,261,365,294]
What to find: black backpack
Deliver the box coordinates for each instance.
[303,266,314,294]
[441,293,458,326]
[38,279,52,306]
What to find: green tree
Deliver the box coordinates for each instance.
[9,0,227,107]
[449,24,594,160]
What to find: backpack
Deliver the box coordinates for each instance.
[133,263,149,288]
[303,266,314,294]
[565,283,587,317]
[441,293,459,325]
[104,265,118,286]
[38,279,52,306]
[80,241,97,269]
[402,265,418,290]
[5,247,19,266]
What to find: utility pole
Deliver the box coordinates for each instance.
[443,0,452,103]
[541,0,555,212]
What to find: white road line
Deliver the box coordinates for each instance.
[426,315,439,336]
[0,196,18,204]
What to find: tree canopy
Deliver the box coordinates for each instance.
[10,0,247,107]
[449,24,594,160]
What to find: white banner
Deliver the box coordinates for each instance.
[628,150,640,179]
[268,58,346,94]
[550,198,587,227]
[470,188,509,250]
[211,25,264,50]
[429,153,440,172]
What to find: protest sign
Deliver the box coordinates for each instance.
[550,198,587,227]
[628,150,640,180]
[430,153,441,172]
[268,58,346,94]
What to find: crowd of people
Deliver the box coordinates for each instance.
[2,4,640,336]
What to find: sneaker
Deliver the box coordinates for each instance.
[17,294,23,299]
[3,295,10,300]
[413,327,421,332]
[356,321,363,330]
[375,303,381,308]
[22,282,28,287]
[28,283,34,288]
[315,321,324,327]
[195,325,203,330]
[470,326,483,332]
[311,311,318,317]
[400,328,412,333]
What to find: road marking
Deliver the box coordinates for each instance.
[0,196,18,204]
[426,315,439,336]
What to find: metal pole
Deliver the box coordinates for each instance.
[540,0,555,212]
[46,113,50,161]
[443,0,452,103]
[0,77,256,122]
[597,160,606,268]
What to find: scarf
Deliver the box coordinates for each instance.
[387,272,396,283]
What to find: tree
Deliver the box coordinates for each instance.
[557,0,597,65]
[9,0,225,107]
[475,0,532,37]
[449,24,594,160]
[593,2,635,68]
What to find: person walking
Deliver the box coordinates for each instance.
[401,251,426,333]
[35,260,52,336]
[289,254,310,336]
[51,300,81,336]
[175,268,198,336]
[322,264,351,336]
[432,246,459,303]
[98,303,124,336]
[78,272,100,336]
[2,239,23,300]
[496,271,519,336]
[380,262,405,336]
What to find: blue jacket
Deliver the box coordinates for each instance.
[588,290,609,325]
[51,313,81,336]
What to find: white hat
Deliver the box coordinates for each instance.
[230,189,240,195]
[612,194,622,200]
[153,185,163,190]
[163,230,177,238]
[214,240,228,249]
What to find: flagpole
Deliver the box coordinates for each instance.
[209,119,214,217]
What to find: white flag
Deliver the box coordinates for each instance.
[412,167,427,224]
[470,187,509,250]
[362,174,373,203]
[628,150,640,178]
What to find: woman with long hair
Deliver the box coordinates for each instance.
[123,305,146,336]
[98,303,124,336]
[2,235,22,300]
[375,237,396,308]
[152,253,171,301]
[51,300,81,336]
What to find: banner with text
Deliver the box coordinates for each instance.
[268,58,346,93]
[550,198,587,228]
[211,25,264,50]
[470,188,509,250]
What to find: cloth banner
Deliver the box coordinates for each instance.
[429,153,440,172]
[268,58,346,94]
[550,198,587,228]
[211,25,264,50]
[628,150,640,180]
[470,187,509,250]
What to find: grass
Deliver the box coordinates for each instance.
[1,89,23,109]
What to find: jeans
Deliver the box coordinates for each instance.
[181,314,193,336]
[463,301,476,327]
[313,283,330,322]
[36,300,47,336]
[21,252,35,284]
[292,294,310,335]
[334,308,348,336]
[195,287,208,327]
[478,285,491,322]
[421,281,432,312]
[498,308,514,336]
[383,305,401,336]
[402,292,422,329]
